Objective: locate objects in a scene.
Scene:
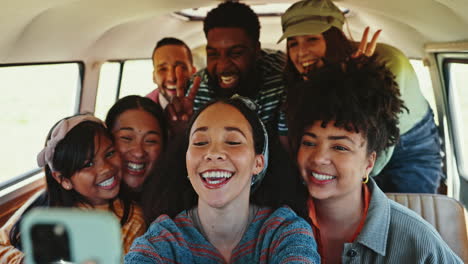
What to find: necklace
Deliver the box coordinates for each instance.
[190,204,259,245]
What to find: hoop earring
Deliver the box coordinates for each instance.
[362,173,369,184]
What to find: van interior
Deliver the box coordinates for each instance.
[1,0,468,259]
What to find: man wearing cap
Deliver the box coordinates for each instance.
[279,0,444,194]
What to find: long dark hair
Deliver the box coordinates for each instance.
[105,95,169,202]
[10,118,132,248]
[142,98,309,225]
[105,95,168,151]
[284,27,354,89]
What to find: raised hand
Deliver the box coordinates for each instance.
[165,65,201,135]
[352,27,381,58]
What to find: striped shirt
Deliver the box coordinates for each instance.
[189,49,288,136]
[338,178,462,263]
[125,206,320,264]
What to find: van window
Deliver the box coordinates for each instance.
[446,61,468,178]
[95,62,121,120]
[119,60,154,98]
[95,60,154,120]
[0,63,82,188]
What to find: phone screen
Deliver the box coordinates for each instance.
[30,223,72,263]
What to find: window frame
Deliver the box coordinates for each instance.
[0,61,85,192]
[439,56,468,181]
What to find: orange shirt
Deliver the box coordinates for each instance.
[82,199,146,253]
[307,184,371,264]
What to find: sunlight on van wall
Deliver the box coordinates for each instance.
[0,64,80,185]
[410,59,438,123]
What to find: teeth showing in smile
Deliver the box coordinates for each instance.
[311,172,336,181]
[128,162,144,171]
[220,75,237,85]
[302,60,315,68]
[166,85,177,90]
[201,171,233,185]
[98,176,115,187]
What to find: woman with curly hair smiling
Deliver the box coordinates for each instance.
[287,57,461,263]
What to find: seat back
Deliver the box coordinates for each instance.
[386,193,468,261]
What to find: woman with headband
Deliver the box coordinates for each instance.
[0,114,145,263]
[279,0,443,194]
[125,96,320,263]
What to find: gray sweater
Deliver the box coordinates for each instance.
[341,179,462,263]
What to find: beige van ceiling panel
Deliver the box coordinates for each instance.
[1,0,468,63]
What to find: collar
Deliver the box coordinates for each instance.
[308,182,371,263]
[353,178,391,256]
[158,91,169,109]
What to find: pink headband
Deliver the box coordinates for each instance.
[37,115,104,172]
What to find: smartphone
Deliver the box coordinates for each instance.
[20,208,122,264]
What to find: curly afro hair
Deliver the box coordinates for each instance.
[203,2,260,42]
[287,56,408,157]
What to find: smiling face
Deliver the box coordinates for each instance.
[296,121,376,202]
[153,44,195,101]
[64,132,121,205]
[111,109,163,190]
[186,103,264,209]
[287,34,326,79]
[206,27,259,92]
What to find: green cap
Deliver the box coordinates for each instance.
[278,0,345,43]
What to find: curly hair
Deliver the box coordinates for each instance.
[287,56,408,158]
[203,2,260,42]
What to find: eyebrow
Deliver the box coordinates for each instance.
[225,126,246,138]
[191,126,247,138]
[206,44,248,50]
[303,132,356,144]
[157,61,187,68]
[117,127,160,135]
[191,126,208,136]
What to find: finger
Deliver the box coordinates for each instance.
[166,104,178,121]
[187,75,201,101]
[172,97,183,115]
[358,26,370,53]
[175,66,185,98]
[365,29,381,56]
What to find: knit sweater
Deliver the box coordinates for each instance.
[125,206,320,264]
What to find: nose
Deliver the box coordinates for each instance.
[216,54,234,73]
[204,142,226,161]
[100,157,117,177]
[309,146,331,165]
[166,66,176,83]
[298,43,309,57]
[130,141,146,159]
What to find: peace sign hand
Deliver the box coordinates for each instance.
[351,27,381,58]
[165,66,201,135]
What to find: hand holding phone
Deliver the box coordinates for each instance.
[20,208,122,264]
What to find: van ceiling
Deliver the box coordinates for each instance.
[1,0,467,64]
